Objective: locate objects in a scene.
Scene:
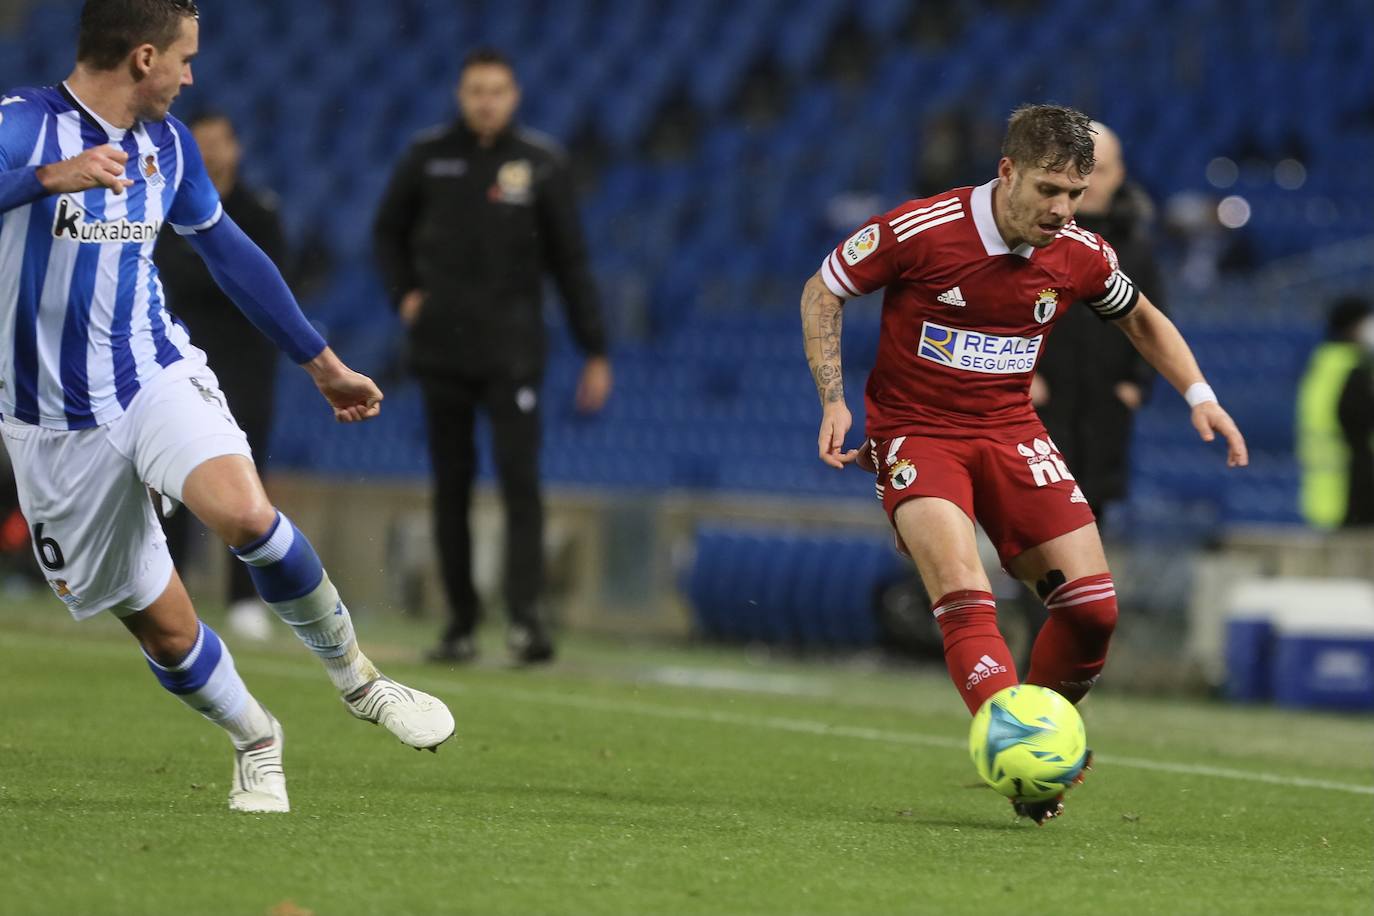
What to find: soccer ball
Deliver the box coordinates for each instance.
[968,684,1088,801]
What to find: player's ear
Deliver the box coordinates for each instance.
[129,43,156,79]
[997,157,1015,183]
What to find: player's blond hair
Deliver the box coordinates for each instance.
[1002,104,1097,177]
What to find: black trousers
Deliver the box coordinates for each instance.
[162,377,275,606]
[420,371,544,641]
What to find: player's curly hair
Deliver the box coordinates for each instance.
[77,0,199,71]
[1001,104,1097,176]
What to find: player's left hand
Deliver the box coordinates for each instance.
[1192,401,1248,467]
[305,347,384,423]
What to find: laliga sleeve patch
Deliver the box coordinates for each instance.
[842,224,881,266]
[1101,238,1121,272]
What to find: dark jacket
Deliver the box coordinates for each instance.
[373,121,606,379]
[1338,357,1374,526]
[155,182,286,413]
[1036,181,1168,509]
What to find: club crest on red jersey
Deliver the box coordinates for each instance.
[1033,288,1059,323]
[888,458,917,490]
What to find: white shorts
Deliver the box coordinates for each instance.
[0,355,252,620]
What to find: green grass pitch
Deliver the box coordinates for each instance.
[1,598,1371,915]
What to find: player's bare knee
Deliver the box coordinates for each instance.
[924,558,989,598]
[220,499,278,548]
[141,626,198,666]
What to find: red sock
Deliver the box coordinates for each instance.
[933,590,1019,715]
[1026,574,1118,704]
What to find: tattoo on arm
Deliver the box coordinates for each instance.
[801,275,845,404]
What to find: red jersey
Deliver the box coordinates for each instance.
[820,179,1139,440]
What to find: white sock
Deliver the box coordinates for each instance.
[144,623,275,749]
[267,572,379,693]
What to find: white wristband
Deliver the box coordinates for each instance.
[1184,382,1217,408]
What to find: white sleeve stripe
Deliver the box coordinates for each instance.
[889,196,961,226]
[1057,224,1101,250]
[895,210,965,241]
[830,251,864,296]
[171,200,224,235]
[890,198,961,230]
[818,252,851,299]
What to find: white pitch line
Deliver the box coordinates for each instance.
[459,683,1374,797]
[4,630,1372,797]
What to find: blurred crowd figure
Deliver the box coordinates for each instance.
[1298,296,1374,528]
[373,49,612,666]
[155,111,287,638]
[1033,121,1165,518]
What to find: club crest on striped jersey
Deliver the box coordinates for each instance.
[1033,288,1059,323]
[141,153,165,188]
[842,224,880,265]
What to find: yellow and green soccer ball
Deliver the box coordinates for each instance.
[969,685,1088,801]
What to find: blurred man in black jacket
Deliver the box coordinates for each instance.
[374,48,611,665]
[1032,122,1166,517]
[155,111,286,640]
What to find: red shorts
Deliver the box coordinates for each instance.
[870,428,1095,565]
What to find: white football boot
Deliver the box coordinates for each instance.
[343,675,455,751]
[229,712,289,813]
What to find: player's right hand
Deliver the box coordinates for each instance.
[36,145,134,196]
[818,402,861,469]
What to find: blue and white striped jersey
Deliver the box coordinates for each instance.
[0,82,221,430]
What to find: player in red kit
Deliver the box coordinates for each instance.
[800,105,1247,823]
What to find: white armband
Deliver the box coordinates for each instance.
[1184,382,1217,408]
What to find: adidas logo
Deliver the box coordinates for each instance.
[937,286,967,307]
[966,654,1008,689]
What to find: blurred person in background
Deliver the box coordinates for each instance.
[373,48,612,666]
[1023,122,1168,669]
[156,111,285,640]
[1032,122,1166,519]
[1298,296,1374,528]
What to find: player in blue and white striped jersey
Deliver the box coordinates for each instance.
[0,0,454,813]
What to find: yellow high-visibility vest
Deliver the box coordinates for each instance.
[1297,342,1363,527]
